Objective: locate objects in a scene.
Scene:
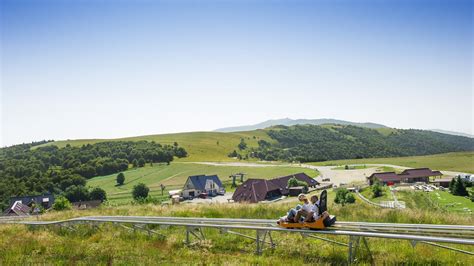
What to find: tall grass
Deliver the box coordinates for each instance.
[1,197,473,265]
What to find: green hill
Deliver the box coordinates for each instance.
[38,125,474,163]
[39,130,274,162]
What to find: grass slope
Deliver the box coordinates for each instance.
[88,163,317,204]
[311,151,474,173]
[1,193,473,265]
[39,130,274,162]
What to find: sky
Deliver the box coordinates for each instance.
[1,0,472,146]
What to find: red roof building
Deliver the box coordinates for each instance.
[232,173,319,203]
[368,168,443,185]
[270,173,319,195]
[232,179,282,203]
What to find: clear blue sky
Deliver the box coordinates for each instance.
[1,0,472,146]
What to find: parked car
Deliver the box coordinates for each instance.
[198,192,208,199]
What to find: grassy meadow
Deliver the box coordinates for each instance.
[1,192,473,265]
[311,152,474,173]
[87,162,317,204]
[38,130,274,162]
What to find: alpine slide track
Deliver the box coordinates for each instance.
[1,215,473,263]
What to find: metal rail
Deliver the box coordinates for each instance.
[68,216,474,238]
[4,216,474,263]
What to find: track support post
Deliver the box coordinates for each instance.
[184,226,205,246]
[255,230,274,255]
[348,236,372,264]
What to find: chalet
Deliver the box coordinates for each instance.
[2,201,31,216]
[181,175,225,199]
[368,168,443,185]
[9,194,55,210]
[232,179,282,203]
[270,173,319,195]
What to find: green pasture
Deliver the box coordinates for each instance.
[38,130,274,162]
[310,152,474,173]
[87,162,317,204]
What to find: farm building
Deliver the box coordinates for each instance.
[270,173,319,195]
[368,168,443,185]
[2,201,31,216]
[232,179,282,203]
[232,173,318,203]
[8,194,55,210]
[181,175,225,199]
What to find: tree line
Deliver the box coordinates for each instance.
[0,140,187,210]
[249,125,474,162]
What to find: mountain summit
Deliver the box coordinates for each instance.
[214,118,387,132]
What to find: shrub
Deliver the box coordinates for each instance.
[90,187,107,202]
[52,196,72,211]
[372,181,383,198]
[133,196,162,205]
[238,139,247,150]
[132,183,149,200]
[228,150,239,158]
[287,177,308,191]
[116,172,125,186]
[334,188,356,206]
[345,192,356,203]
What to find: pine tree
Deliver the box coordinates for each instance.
[453,177,468,196]
[449,178,456,192]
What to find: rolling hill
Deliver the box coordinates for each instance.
[214,118,388,132]
[36,125,474,163]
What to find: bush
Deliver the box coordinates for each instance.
[133,196,162,205]
[345,192,356,203]
[116,172,125,186]
[132,183,149,200]
[287,177,308,191]
[90,187,107,202]
[52,196,72,211]
[371,181,383,198]
[228,150,239,158]
[334,188,356,206]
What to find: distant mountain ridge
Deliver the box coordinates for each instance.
[430,129,473,138]
[214,118,388,132]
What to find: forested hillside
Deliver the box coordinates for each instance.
[250,125,474,162]
[0,141,187,210]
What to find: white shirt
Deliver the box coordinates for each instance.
[311,203,320,219]
[302,202,313,213]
